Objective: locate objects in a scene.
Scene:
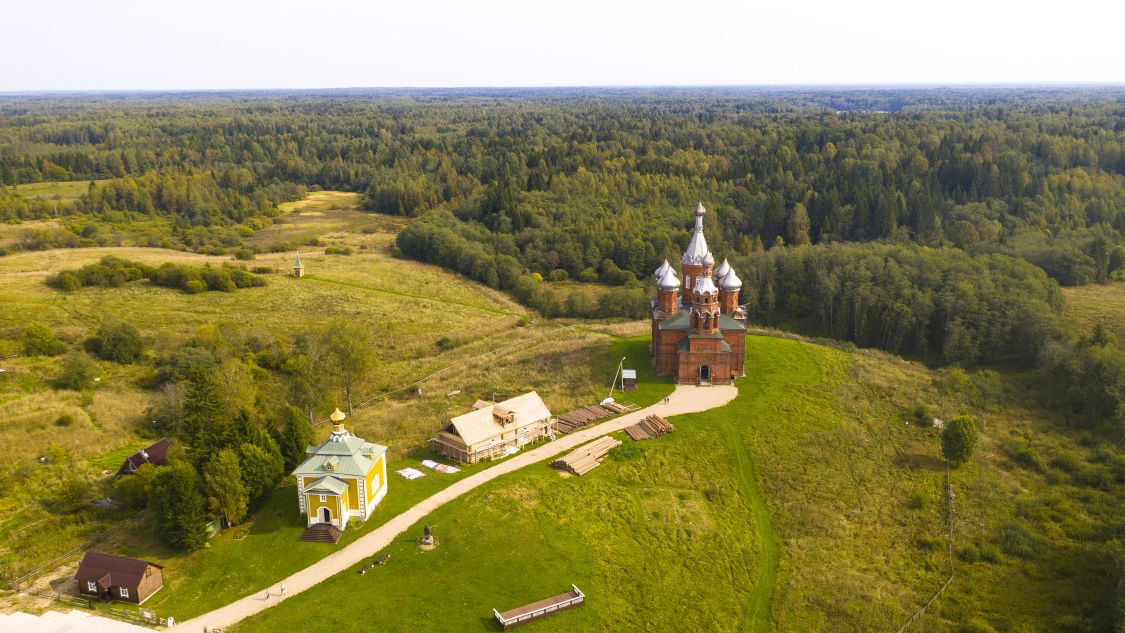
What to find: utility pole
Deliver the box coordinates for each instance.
[607,356,625,400]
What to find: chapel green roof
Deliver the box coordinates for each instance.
[292,430,387,478]
[303,475,348,495]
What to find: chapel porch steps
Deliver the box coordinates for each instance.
[299,523,343,543]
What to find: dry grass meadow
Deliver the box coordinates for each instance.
[1062,281,1125,341]
[0,191,644,587]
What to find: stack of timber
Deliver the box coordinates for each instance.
[624,415,675,441]
[550,436,621,475]
[601,401,633,414]
[555,403,636,434]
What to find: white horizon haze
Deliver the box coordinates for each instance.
[0,0,1122,92]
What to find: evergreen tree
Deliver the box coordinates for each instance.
[151,461,209,551]
[279,406,315,471]
[182,365,230,464]
[787,203,811,247]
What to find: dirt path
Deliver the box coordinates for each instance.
[719,418,779,633]
[170,383,738,633]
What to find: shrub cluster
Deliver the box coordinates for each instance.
[49,256,266,294]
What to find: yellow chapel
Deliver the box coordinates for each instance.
[293,408,388,533]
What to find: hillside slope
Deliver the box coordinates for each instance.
[232,336,1122,633]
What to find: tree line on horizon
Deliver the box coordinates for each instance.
[1,89,1124,375]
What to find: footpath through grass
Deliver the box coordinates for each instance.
[105,336,665,623]
[103,453,495,622]
[230,337,820,633]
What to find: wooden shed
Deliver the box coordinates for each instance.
[76,552,164,605]
[621,369,637,390]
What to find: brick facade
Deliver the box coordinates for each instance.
[650,204,747,385]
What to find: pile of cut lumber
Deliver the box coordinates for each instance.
[550,436,621,475]
[555,405,615,434]
[625,415,675,441]
[601,401,632,414]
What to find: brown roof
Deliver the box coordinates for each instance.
[75,552,161,590]
[118,438,170,475]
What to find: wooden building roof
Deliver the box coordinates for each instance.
[117,438,170,475]
[75,552,161,590]
[440,392,552,447]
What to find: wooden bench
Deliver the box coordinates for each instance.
[493,585,585,630]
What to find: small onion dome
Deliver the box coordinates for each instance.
[330,408,346,422]
[720,268,743,291]
[654,259,671,280]
[714,258,731,280]
[695,201,707,216]
[694,274,717,295]
[703,251,715,267]
[658,268,680,291]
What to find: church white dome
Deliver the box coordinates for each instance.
[658,268,680,291]
[714,258,731,280]
[720,268,743,291]
[694,274,717,295]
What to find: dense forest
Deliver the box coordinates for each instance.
[2,88,1124,367]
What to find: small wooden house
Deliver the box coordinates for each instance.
[117,438,170,476]
[431,392,553,463]
[75,552,164,605]
[622,369,637,390]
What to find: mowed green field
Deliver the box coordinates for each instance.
[75,337,671,623]
[234,336,1122,633]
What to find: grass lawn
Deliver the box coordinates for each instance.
[89,442,149,473]
[101,453,494,622]
[233,336,1124,633]
[81,335,670,623]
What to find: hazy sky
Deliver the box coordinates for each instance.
[1,0,1122,91]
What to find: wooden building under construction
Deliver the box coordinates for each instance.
[431,392,554,463]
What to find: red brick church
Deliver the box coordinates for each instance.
[650,202,747,384]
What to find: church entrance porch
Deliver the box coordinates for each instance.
[699,365,711,381]
[320,507,331,524]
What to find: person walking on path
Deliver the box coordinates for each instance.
[263,589,270,600]
[280,583,286,596]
